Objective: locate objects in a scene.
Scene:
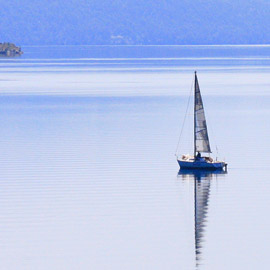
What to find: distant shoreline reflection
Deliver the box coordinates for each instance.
[178,169,227,268]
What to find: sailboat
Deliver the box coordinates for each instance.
[177,72,227,171]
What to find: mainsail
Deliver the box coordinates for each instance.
[194,73,211,153]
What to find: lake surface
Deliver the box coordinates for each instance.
[0,45,269,269]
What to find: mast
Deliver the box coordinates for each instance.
[194,71,197,159]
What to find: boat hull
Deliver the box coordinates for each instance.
[178,160,227,171]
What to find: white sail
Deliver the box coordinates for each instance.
[194,73,211,153]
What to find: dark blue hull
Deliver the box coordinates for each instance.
[177,159,227,171]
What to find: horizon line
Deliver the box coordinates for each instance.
[21,44,270,47]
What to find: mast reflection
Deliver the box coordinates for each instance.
[178,169,227,267]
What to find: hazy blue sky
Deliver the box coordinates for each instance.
[1,0,270,45]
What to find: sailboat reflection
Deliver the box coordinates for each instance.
[178,169,227,267]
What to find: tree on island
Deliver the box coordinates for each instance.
[0,43,23,56]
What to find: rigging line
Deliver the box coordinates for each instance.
[175,77,194,156]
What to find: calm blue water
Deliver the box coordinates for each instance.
[0,46,269,269]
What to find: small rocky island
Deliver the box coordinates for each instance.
[0,43,23,56]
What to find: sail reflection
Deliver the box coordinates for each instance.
[178,169,227,267]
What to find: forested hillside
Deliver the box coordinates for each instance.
[0,0,269,45]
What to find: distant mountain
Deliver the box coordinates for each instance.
[1,0,270,45]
